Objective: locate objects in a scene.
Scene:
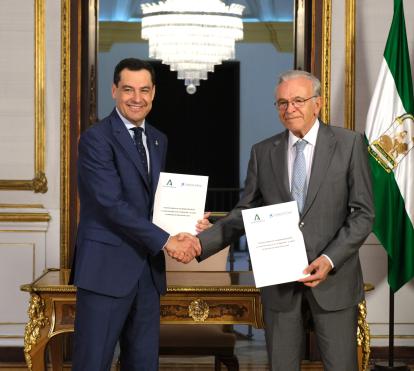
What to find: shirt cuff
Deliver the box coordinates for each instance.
[322,254,334,268]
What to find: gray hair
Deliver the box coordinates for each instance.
[277,70,321,97]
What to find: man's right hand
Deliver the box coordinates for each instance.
[164,233,201,263]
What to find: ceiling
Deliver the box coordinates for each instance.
[99,0,294,23]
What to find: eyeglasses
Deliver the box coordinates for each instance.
[274,96,317,111]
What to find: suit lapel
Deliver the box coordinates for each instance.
[302,123,336,216]
[110,110,151,192]
[270,131,292,200]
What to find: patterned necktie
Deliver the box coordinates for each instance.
[291,140,308,214]
[130,127,149,174]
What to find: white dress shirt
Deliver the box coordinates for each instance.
[116,107,151,172]
[286,119,334,268]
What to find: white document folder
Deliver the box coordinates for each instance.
[242,201,309,288]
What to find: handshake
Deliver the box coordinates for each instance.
[163,212,211,264]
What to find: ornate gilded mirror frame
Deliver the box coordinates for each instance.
[0,0,47,193]
[59,0,357,268]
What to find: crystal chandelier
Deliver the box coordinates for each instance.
[141,0,244,94]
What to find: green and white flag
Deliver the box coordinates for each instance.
[365,0,414,292]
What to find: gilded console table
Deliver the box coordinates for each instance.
[20,268,371,371]
[20,268,263,371]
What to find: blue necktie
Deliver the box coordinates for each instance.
[291,140,308,214]
[130,127,149,174]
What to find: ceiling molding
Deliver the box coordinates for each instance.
[99,21,293,53]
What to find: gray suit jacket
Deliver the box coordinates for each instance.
[198,123,374,312]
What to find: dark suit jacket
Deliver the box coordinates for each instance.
[71,109,169,298]
[198,123,374,312]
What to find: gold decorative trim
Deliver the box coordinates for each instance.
[371,335,414,339]
[369,322,414,325]
[20,285,259,294]
[0,229,50,233]
[345,0,356,131]
[20,285,77,294]
[320,0,331,124]
[357,300,370,371]
[99,21,293,53]
[167,287,259,293]
[60,0,71,269]
[24,295,49,371]
[0,213,50,223]
[0,0,47,193]
[0,204,44,209]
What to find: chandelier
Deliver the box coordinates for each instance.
[141,0,244,94]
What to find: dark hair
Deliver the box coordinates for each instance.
[113,58,156,86]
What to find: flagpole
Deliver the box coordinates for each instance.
[373,287,409,371]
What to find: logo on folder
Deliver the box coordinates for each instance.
[163,179,176,188]
[251,213,264,224]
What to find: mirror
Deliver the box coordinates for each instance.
[97,0,295,192]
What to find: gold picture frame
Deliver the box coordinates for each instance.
[320,0,332,125]
[60,0,71,268]
[0,0,47,193]
[345,0,356,131]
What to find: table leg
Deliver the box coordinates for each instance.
[23,295,50,371]
[357,300,371,371]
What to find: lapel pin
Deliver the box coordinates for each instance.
[154,140,159,147]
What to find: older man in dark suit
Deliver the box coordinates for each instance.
[197,70,374,371]
[70,58,201,371]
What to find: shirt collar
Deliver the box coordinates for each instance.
[116,107,146,133]
[288,119,320,149]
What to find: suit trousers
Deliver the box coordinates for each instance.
[263,285,358,371]
[72,259,160,371]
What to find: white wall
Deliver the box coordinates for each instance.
[331,0,414,346]
[0,0,61,346]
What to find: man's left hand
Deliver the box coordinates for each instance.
[298,255,332,287]
[196,211,212,233]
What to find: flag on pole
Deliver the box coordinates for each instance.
[365,0,414,292]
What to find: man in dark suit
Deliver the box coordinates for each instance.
[197,70,374,371]
[70,58,201,371]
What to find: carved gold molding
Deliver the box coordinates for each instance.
[24,295,49,371]
[0,0,47,193]
[0,213,50,223]
[188,299,209,322]
[0,205,50,223]
[320,0,331,124]
[345,0,356,131]
[371,334,414,339]
[60,0,71,269]
[99,21,293,53]
[0,204,43,208]
[357,300,371,371]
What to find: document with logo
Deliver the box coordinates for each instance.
[153,172,208,235]
[242,201,309,288]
